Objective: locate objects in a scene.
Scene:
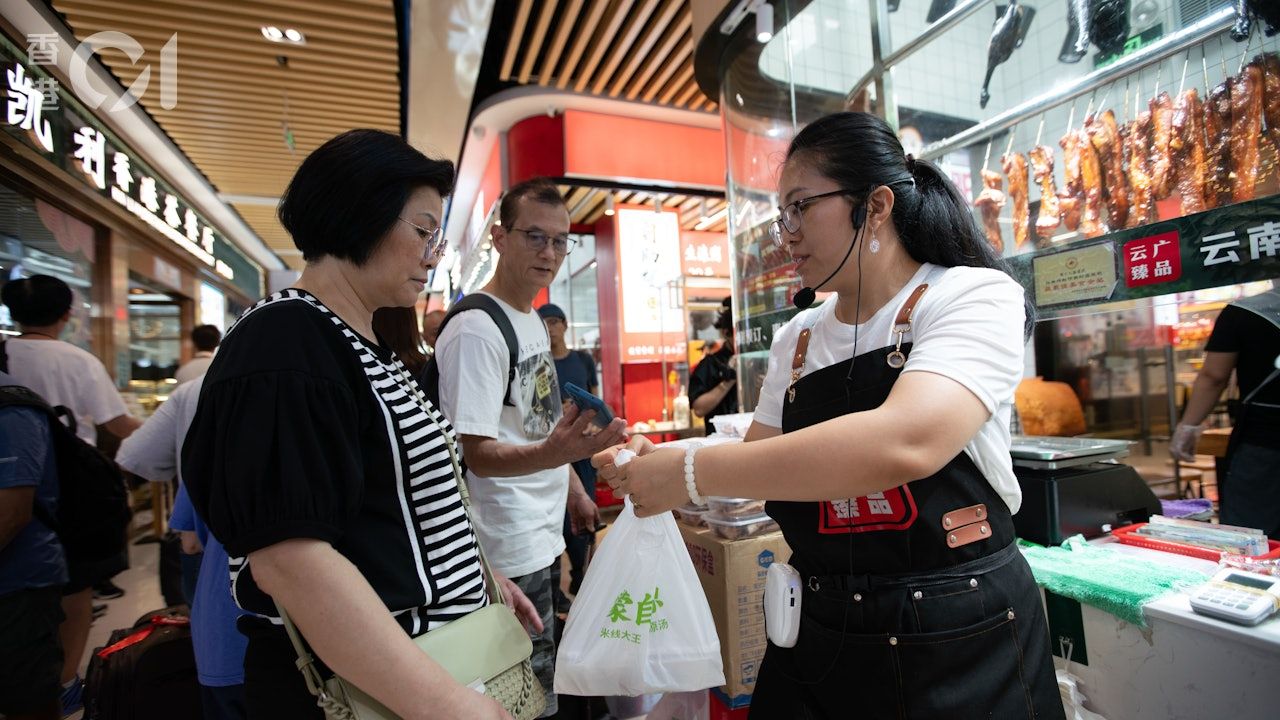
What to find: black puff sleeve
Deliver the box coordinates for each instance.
[182,303,365,559]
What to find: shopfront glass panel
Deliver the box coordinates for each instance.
[718,0,1279,462]
[0,181,96,351]
[126,275,181,413]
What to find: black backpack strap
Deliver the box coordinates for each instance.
[438,294,519,407]
[0,385,61,532]
[0,339,8,373]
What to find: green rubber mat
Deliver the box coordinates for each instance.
[1018,536,1209,627]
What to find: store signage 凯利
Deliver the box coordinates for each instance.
[1032,243,1119,306]
[1007,195,1280,310]
[2,35,244,286]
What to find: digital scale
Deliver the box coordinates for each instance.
[1010,436,1160,546]
[1008,436,1133,470]
[1190,568,1280,626]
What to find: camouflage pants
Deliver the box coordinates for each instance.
[512,564,557,718]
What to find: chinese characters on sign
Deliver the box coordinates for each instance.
[1201,222,1280,267]
[1032,243,1118,307]
[680,231,730,278]
[600,588,669,644]
[1123,231,1181,288]
[7,63,52,151]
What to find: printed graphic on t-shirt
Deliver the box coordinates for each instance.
[818,486,918,533]
[519,351,560,438]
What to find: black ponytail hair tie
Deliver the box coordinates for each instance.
[905,153,917,173]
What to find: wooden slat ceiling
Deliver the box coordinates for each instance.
[559,185,729,233]
[52,0,400,270]
[500,0,717,113]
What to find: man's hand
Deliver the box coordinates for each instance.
[495,573,544,634]
[543,403,628,466]
[568,492,601,536]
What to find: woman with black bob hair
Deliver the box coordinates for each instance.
[595,111,1062,718]
[184,129,540,720]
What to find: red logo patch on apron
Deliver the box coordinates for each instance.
[817,486,918,533]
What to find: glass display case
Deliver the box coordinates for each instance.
[711,0,1280,456]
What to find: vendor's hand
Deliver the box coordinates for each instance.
[495,573,544,634]
[609,447,689,518]
[1170,423,1204,463]
[546,404,628,465]
[593,435,657,487]
[568,492,601,536]
[179,530,203,555]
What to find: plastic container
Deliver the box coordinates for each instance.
[710,412,754,437]
[673,505,711,528]
[706,496,767,518]
[1111,522,1280,561]
[705,512,779,540]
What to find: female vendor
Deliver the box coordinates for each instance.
[595,112,1062,719]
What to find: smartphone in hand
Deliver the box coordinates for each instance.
[562,382,615,429]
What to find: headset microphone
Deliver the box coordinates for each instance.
[792,201,868,310]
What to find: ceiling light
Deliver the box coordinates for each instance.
[261,25,305,45]
[604,195,615,216]
[755,2,774,43]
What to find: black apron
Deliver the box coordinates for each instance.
[1220,291,1280,539]
[749,290,1063,720]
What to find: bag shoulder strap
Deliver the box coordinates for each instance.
[0,385,63,534]
[1,339,8,373]
[439,294,519,407]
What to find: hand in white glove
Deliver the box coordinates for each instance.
[1169,423,1203,463]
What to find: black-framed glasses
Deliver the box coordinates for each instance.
[399,217,447,258]
[511,227,577,255]
[768,189,849,248]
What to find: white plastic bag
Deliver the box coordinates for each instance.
[554,499,725,696]
[646,691,710,720]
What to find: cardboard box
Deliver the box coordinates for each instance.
[679,522,790,707]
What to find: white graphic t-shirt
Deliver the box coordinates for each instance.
[436,293,568,578]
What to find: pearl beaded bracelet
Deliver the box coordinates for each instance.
[684,444,705,505]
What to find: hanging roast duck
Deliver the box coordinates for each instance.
[980,0,1036,109]
[1233,0,1280,40]
[1059,0,1091,63]
[1090,0,1130,56]
[927,0,957,23]
[1058,0,1130,64]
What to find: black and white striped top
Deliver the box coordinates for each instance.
[184,289,487,637]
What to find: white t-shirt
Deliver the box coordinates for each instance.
[174,352,214,385]
[4,338,128,446]
[755,263,1027,513]
[436,292,568,578]
[117,374,203,484]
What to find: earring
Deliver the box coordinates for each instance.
[869,235,881,254]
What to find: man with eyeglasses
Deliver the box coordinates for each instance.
[434,178,628,717]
